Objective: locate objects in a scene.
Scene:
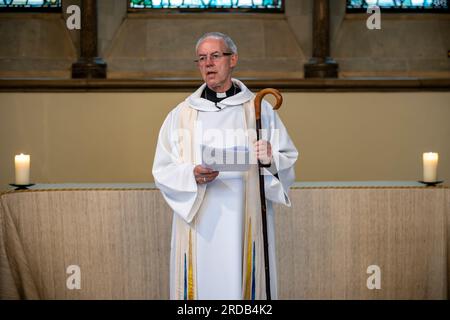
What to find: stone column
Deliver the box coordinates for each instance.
[304,0,338,78]
[72,0,107,78]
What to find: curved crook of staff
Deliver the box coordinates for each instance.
[254,88,283,300]
[254,88,283,120]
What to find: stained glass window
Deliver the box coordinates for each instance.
[0,0,61,11]
[347,0,449,12]
[129,0,283,11]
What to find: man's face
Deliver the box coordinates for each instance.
[196,38,238,92]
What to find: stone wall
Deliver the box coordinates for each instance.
[1,91,449,190]
[0,0,448,79]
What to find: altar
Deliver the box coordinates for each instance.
[1,182,448,299]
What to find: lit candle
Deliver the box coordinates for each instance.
[422,152,438,182]
[15,153,30,185]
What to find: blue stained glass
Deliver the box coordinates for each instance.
[130,0,282,9]
[0,0,61,8]
[347,0,448,9]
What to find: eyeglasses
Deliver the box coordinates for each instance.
[195,52,233,64]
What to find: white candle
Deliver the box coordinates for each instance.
[422,152,438,182]
[15,153,30,185]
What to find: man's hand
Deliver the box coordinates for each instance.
[254,139,272,165]
[194,165,219,185]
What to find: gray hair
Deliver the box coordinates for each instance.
[195,32,238,55]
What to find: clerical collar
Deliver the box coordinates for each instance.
[202,83,241,109]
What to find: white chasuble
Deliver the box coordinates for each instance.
[152,79,298,300]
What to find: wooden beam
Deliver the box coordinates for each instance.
[1,78,449,92]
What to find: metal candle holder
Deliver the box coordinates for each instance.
[9,183,35,190]
[418,180,444,187]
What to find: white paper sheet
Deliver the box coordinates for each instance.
[201,145,250,172]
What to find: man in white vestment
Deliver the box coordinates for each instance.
[152,32,298,300]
